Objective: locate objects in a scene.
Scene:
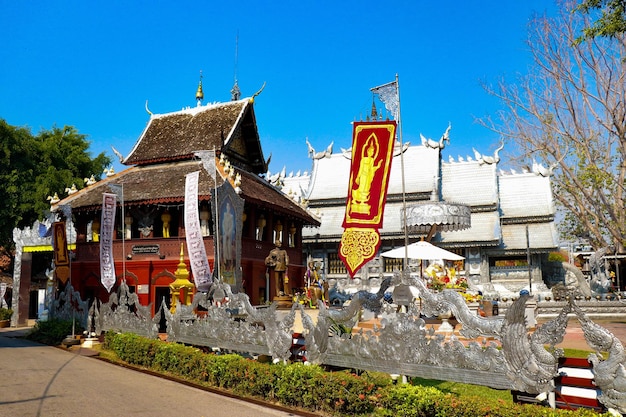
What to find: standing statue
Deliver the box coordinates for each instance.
[305,261,326,307]
[161,210,171,238]
[589,246,613,294]
[265,240,289,297]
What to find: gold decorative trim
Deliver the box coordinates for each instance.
[339,228,380,275]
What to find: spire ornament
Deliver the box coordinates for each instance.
[195,71,204,106]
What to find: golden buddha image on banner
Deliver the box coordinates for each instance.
[339,121,396,276]
[52,221,70,284]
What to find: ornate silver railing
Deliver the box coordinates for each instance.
[89,270,625,414]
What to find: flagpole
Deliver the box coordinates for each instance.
[214,147,220,284]
[121,183,126,285]
[395,74,409,269]
[68,208,75,338]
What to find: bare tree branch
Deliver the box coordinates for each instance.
[478,1,626,252]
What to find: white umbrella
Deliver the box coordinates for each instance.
[380,240,464,261]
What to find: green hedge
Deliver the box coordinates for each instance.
[103,332,609,417]
[26,319,84,346]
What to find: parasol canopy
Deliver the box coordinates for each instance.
[403,201,471,233]
[380,240,464,261]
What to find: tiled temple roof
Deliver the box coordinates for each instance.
[57,160,318,225]
[53,96,318,225]
[124,99,266,174]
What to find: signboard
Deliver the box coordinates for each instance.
[132,245,160,255]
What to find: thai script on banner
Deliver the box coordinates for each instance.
[185,171,212,292]
[339,121,396,276]
[100,193,117,292]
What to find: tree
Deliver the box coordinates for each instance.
[576,0,626,40]
[0,119,111,252]
[480,1,626,252]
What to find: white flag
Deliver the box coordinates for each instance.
[185,171,213,291]
[108,184,124,203]
[371,80,399,120]
[194,150,217,181]
[100,193,117,292]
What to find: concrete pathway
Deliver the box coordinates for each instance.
[0,328,304,417]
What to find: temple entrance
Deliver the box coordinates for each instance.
[154,286,170,333]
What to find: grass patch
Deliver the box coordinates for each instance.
[410,377,512,402]
[563,348,594,359]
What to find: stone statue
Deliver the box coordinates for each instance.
[265,240,289,297]
[161,210,171,238]
[589,246,613,294]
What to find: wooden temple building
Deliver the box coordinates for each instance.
[42,87,319,317]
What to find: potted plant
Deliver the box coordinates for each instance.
[0,307,13,327]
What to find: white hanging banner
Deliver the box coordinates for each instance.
[0,283,7,308]
[100,193,117,292]
[185,171,212,292]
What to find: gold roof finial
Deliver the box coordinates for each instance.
[195,70,204,105]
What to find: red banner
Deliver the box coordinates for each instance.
[53,222,70,284]
[339,121,396,276]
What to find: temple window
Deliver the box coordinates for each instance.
[91,218,100,242]
[489,256,528,268]
[273,220,283,244]
[161,210,172,238]
[328,252,347,275]
[200,206,210,237]
[384,257,403,273]
[288,223,297,247]
[256,214,266,241]
[124,213,133,239]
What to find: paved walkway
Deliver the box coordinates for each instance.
[552,319,626,351]
[0,327,305,417]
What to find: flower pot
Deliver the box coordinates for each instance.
[0,320,9,328]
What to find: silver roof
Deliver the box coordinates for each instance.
[500,223,559,250]
[441,160,498,206]
[301,141,557,253]
[498,173,554,218]
[307,145,439,200]
[438,211,501,244]
[302,201,411,239]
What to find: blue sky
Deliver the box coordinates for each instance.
[1,1,554,176]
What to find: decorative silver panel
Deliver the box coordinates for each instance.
[167,281,297,362]
[50,282,89,328]
[93,281,159,339]
[66,269,626,414]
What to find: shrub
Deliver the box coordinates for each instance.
[375,384,447,416]
[548,252,567,263]
[26,319,83,345]
[0,307,12,320]
[102,332,613,417]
